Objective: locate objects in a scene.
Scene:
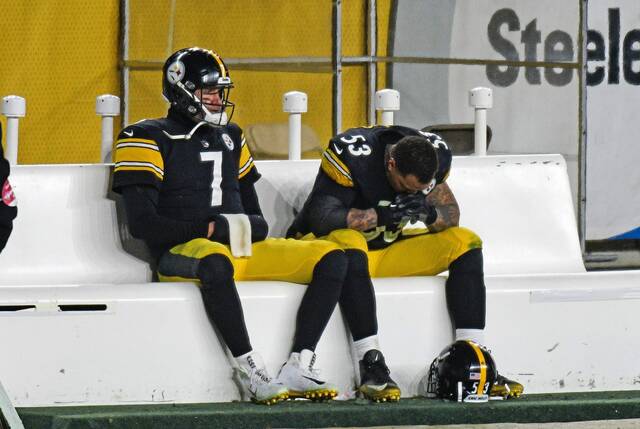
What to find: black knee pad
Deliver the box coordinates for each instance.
[197,254,234,290]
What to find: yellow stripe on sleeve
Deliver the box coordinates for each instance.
[114,138,164,180]
[238,137,255,179]
[321,148,353,187]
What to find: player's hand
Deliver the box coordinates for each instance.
[374,193,421,229]
[207,214,229,242]
[395,192,438,225]
[374,200,399,230]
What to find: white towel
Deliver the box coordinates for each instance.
[222,214,252,257]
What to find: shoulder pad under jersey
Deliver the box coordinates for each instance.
[113,119,164,183]
[321,127,386,187]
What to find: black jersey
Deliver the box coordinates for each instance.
[112,109,260,224]
[0,127,18,253]
[290,125,451,248]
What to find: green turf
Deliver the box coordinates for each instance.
[15,391,640,429]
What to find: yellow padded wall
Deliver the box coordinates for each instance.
[0,0,120,164]
[0,1,393,163]
[126,1,372,156]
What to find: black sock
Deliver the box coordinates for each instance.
[292,250,347,352]
[198,254,252,357]
[339,249,378,341]
[445,248,486,330]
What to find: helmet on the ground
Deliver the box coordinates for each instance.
[425,340,497,403]
[162,47,234,125]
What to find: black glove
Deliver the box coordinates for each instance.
[375,193,437,229]
[396,192,438,225]
[209,214,230,243]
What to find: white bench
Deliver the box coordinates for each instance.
[1,156,639,407]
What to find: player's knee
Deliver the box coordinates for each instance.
[345,249,370,277]
[197,254,235,287]
[175,237,232,259]
[450,248,484,275]
[314,249,348,284]
[453,227,483,251]
[326,228,368,251]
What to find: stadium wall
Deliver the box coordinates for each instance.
[0,0,120,164]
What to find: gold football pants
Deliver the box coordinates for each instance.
[303,227,482,277]
[158,237,342,284]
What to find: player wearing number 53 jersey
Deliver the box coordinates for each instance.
[112,47,347,404]
[288,125,522,401]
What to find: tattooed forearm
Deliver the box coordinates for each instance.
[426,183,460,232]
[347,208,378,231]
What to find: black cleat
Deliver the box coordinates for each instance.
[358,350,401,402]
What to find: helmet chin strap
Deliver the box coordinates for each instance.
[189,85,229,126]
[202,108,228,126]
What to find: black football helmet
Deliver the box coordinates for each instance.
[425,340,498,403]
[162,47,234,125]
[419,131,452,185]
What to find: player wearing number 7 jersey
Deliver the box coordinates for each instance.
[111,47,347,405]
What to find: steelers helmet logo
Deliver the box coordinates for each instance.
[221,133,234,150]
[166,60,185,85]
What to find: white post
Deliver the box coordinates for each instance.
[283,91,307,160]
[0,379,25,429]
[375,89,400,126]
[1,96,26,165]
[96,94,121,163]
[468,87,493,156]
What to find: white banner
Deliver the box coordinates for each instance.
[392,0,581,208]
[586,1,640,239]
[392,0,640,240]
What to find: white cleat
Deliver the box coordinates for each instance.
[233,353,289,405]
[276,349,338,401]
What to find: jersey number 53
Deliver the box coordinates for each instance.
[338,134,371,156]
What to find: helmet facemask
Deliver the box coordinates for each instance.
[171,79,234,126]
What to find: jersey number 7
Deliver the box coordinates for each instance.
[200,151,223,206]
